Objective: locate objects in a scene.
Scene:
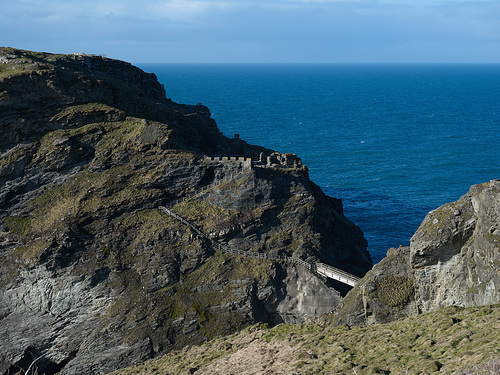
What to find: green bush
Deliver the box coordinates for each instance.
[377,274,414,307]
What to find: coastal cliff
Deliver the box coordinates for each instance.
[0,48,371,374]
[335,179,500,326]
[110,180,500,375]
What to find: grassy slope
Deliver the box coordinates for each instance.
[111,304,500,375]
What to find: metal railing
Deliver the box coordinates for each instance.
[158,206,360,287]
[315,262,360,287]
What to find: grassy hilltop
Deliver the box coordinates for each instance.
[113,304,500,375]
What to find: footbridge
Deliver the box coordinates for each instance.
[158,205,360,288]
[315,263,359,287]
[157,157,360,287]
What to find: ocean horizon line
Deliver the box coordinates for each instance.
[137,61,500,67]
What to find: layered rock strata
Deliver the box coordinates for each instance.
[0,48,371,374]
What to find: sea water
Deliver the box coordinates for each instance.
[139,64,500,264]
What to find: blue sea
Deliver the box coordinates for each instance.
[140,64,500,264]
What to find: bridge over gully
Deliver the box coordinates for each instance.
[158,155,360,288]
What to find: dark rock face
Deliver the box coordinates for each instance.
[334,180,500,327]
[0,48,371,374]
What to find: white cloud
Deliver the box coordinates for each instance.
[2,0,499,62]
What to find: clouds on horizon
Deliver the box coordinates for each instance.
[3,0,500,63]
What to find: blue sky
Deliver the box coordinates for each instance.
[2,0,500,63]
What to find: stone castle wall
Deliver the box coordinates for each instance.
[204,156,252,169]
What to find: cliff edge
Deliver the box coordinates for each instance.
[0,48,371,374]
[335,180,500,326]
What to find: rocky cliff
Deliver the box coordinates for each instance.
[335,180,500,326]
[108,180,500,375]
[0,48,371,374]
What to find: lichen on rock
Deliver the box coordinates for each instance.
[334,180,500,327]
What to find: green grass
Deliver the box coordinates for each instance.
[0,143,35,171]
[101,249,272,352]
[377,274,414,308]
[173,200,238,233]
[21,117,195,236]
[111,304,500,375]
[3,216,32,236]
[14,238,52,261]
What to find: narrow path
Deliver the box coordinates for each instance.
[158,156,360,287]
[158,205,360,287]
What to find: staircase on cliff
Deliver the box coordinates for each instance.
[158,159,360,287]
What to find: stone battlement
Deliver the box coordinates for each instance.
[204,152,307,175]
[264,152,303,169]
[204,156,252,169]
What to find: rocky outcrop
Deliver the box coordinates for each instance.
[335,180,500,326]
[333,246,417,327]
[411,179,500,312]
[0,48,371,374]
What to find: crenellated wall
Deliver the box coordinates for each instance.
[203,152,308,173]
[204,155,252,169]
